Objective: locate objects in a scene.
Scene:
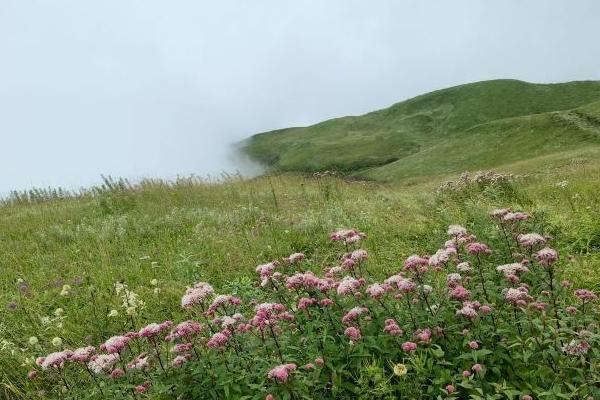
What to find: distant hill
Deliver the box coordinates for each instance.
[241,79,600,182]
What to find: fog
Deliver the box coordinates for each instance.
[1,0,600,193]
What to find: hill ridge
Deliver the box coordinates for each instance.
[241,79,600,181]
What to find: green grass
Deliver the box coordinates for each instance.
[3,79,600,398]
[241,79,600,180]
[1,156,600,397]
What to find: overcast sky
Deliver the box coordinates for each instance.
[1,0,600,193]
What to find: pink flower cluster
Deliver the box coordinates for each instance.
[206,330,233,349]
[344,326,362,342]
[517,233,546,247]
[574,289,597,301]
[207,294,242,315]
[267,363,297,383]
[383,319,403,336]
[138,321,173,339]
[181,282,214,309]
[165,320,203,341]
[100,335,131,354]
[284,252,305,264]
[341,306,369,325]
[330,228,366,244]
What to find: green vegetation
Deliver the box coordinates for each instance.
[1,154,600,397]
[2,79,600,398]
[242,80,600,182]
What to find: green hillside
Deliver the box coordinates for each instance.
[242,79,600,180]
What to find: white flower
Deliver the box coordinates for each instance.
[60,285,72,296]
[51,337,62,347]
[108,309,119,318]
[28,337,39,346]
[54,308,64,317]
[150,279,158,286]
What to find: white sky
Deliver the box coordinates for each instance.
[1,0,600,192]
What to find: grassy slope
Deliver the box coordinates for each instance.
[242,79,600,178]
[1,159,600,397]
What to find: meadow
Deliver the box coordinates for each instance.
[1,152,600,398]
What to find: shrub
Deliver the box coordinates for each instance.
[28,210,599,399]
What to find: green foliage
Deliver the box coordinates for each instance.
[1,156,600,398]
[241,80,600,182]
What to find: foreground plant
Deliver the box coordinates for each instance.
[27,211,600,399]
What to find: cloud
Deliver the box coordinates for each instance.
[1,0,599,192]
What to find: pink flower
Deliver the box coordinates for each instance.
[110,368,125,379]
[181,282,214,309]
[447,225,467,237]
[40,350,73,370]
[171,343,193,354]
[429,248,452,268]
[565,306,578,315]
[450,285,470,301]
[88,354,120,374]
[415,329,431,343]
[446,273,462,287]
[206,330,232,349]
[350,249,368,261]
[344,327,362,342]
[127,353,150,370]
[256,261,280,280]
[320,298,333,307]
[517,233,546,248]
[366,283,389,299]
[462,370,471,378]
[456,304,478,319]
[304,363,315,370]
[535,248,558,266]
[471,363,483,373]
[337,276,362,295]
[330,229,366,244]
[404,255,429,272]
[522,396,533,400]
[504,287,532,305]
[298,297,317,310]
[468,341,479,349]
[490,208,510,219]
[267,363,297,383]
[315,357,324,366]
[250,303,289,329]
[503,211,530,222]
[456,262,472,273]
[466,242,491,255]
[562,339,591,355]
[266,395,275,400]
[284,252,305,264]
[138,321,173,339]
[340,258,355,270]
[480,305,492,315]
[27,370,37,380]
[401,341,417,352]
[207,295,241,315]
[100,335,130,354]
[574,289,597,301]
[497,263,529,277]
[342,307,369,325]
[171,355,190,368]
[69,346,96,363]
[135,385,147,394]
[445,384,455,394]
[165,320,203,341]
[383,319,403,336]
